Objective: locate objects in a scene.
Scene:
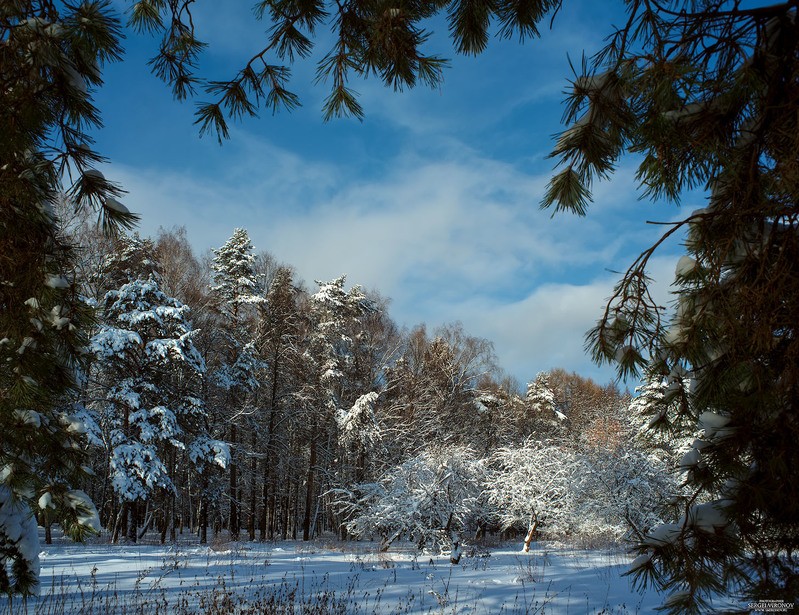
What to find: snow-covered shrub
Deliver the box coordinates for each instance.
[486,440,582,550]
[332,446,487,554]
[576,447,679,541]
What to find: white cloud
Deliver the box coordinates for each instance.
[452,277,619,384]
[448,253,683,386]
[93,0,691,392]
[108,131,684,388]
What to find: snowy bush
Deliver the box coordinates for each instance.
[332,446,487,554]
[486,440,582,550]
[576,447,678,541]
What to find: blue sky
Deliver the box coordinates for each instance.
[91,1,697,387]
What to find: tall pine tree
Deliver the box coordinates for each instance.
[1,1,130,595]
[209,228,264,540]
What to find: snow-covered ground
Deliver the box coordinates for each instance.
[2,533,679,614]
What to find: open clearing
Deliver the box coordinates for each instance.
[3,536,680,614]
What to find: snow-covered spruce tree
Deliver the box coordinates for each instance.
[336,392,384,485]
[298,276,375,541]
[1,1,132,596]
[332,446,486,557]
[90,274,227,543]
[626,370,697,464]
[99,233,160,292]
[208,228,264,541]
[522,372,567,437]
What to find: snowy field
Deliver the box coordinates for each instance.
[2,534,679,615]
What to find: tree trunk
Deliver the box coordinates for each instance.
[44,514,52,545]
[291,476,300,540]
[260,378,278,540]
[449,531,462,564]
[281,493,289,541]
[112,503,125,544]
[199,496,208,544]
[302,438,317,541]
[523,518,538,553]
[127,501,138,543]
[229,422,239,540]
[249,430,257,541]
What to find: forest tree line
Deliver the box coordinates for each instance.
[51,204,684,553]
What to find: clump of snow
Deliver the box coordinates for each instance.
[38,492,55,510]
[105,197,129,214]
[63,63,88,95]
[60,414,86,434]
[13,409,41,428]
[675,255,697,278]
[663,590,691,608]
[643,522,682,546]
[698,412,732,439]
[574,70,611,92]
[45,275,69,289]
[628,552,652,572]
[65,490,101,532]
[679,447,700,471]
[0,485,41,594]
[663,325,685,346]
[18,336,36,354]
[687,501,728,533]
[83,169,104,180]
[555,113,591,151]
[49,305,71,329]
[663,102,703,121]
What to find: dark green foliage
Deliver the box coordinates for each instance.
[540,2,799,612]
[1,0,132,594]
[132,0,562,137]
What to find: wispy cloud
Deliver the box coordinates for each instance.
[109,128,681,386]
[448,253,682,385]
[96,0,688,388]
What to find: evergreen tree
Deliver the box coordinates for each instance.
[90,275,226,542]
[523,372,566,436]
[1,1,129,594]
[100,233,160,291]
[541,4,799,609]
[297,275,375,540]
[209,228,264,540]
